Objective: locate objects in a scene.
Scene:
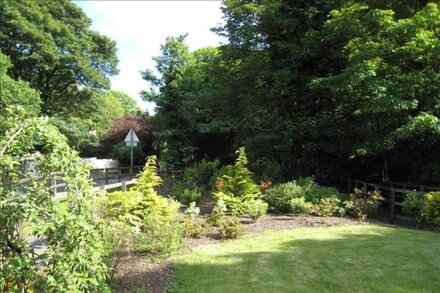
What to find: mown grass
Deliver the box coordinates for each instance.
[170,225,440,293]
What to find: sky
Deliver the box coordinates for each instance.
[74,1,225,114]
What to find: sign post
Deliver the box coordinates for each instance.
[124,128,139,173]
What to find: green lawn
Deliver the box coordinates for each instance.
[170,225,440,293]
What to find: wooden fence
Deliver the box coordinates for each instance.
[348,180,440,223]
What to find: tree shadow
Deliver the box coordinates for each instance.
[169,226,440,293]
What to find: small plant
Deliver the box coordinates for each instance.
[288,197,313,214]
[183,218,208,239]
[313,197,345,217]
[208,199,227,226]
[344,189,383,221]
[247,199,268,222]
[219,217,244,240]
[185,201,200,220]
[402,191,425,226]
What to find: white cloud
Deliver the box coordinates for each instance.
[75,1,225,114]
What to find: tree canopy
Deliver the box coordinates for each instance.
[142,0,440,186]
[0,0,119,116]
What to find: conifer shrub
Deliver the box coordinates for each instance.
[213,147,261,215]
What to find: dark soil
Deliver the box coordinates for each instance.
[111,213,375,293]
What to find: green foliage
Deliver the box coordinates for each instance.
[183,159,221,190]
[135,156,163,196]
[404,191,440,226]
[313,197,346,217]
[0,104,109,290]
[110,142,146,166]
[287,197,313,215]
[219,217,244,240]
[170,181,203,204]
[183,202,208,239]
[0,0,118,116]
[262,182,304,213]
[208,199,227,226]
[0,53,41,117]
[213,148,261,215]
[402,191,426,226]
[344,189,384,221]
[183,219,208,239]
[110,90,141,115]
[425,192,440,224]
[262,177,344,215]
[142,0,440,185]
[133,215,183,257]
[247,199,268,222]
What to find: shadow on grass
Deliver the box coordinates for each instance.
[169,226,440,293]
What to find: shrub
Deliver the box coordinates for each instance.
[313,197,345,217]
[102,221,133,280]
[344,189,383,221]
[208,199,227,226]
[288,197,313,214]
[170,181,203,204]
[425,192,440,224]
[213,148,261,215]
[99,156,183,258]
[304,184,344,204]
[183,218,208,239]
[262,177,344,214]
[183,159,220,189]
[402,191,426,226]
[247,199,268,222]
[219,217,245,240]
[134,215,183,257]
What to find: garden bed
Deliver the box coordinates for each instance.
[111,214,373,292]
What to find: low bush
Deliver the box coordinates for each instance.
[313,197,345,217]
[170,181,203,204]
[134,215,183,257]
[183,219,208,239]
[288,197,313,214]
[262,177,345,215]
[219,217,244,240]
[425,192,440,224]
[402,191,426,226]
[247,199,268,222]
[344,189,383,221]
[183,159,220,189]
[262,182,304,213]
[208,199,227,226]
[403,191,440,226]
[99,156,183,258]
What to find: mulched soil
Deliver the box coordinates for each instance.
[111,211,376,293]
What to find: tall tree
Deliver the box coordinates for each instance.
[0,0,119,116]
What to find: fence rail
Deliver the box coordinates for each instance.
[348,179,440,224]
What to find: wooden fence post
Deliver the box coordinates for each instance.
[363,182,367,195]
[105,168,109,185]
[118,169,122,182]
[389,189,396,224]
[121,181,127,192]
